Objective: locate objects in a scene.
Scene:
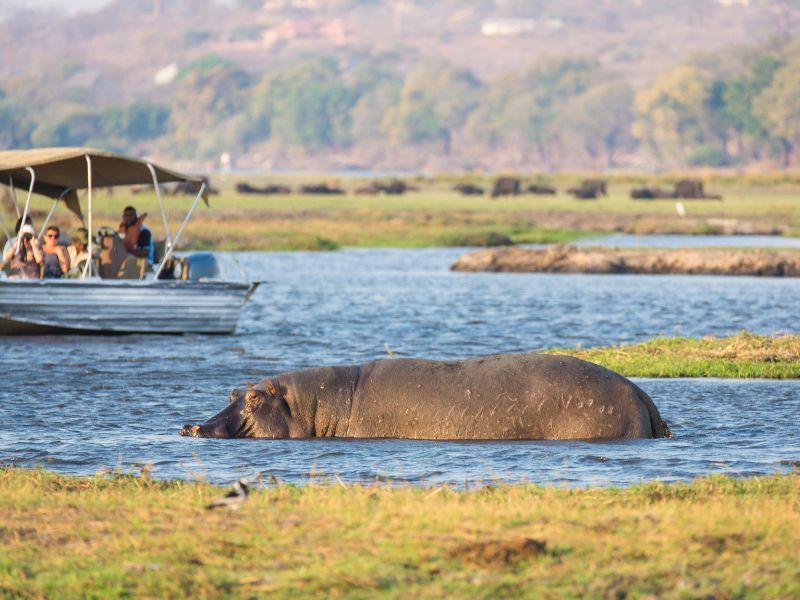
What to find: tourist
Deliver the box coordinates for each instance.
[5,223,43,278]
[67,228,90,276]
[41,225,70,278]
[118,206,153,263]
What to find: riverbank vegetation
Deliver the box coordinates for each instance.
[4,176,800,251]
[3,8,800,174]
[1,468,798,597]
[547,332,800,378]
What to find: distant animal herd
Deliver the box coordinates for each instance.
[133,177,722,201]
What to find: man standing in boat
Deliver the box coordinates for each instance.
[119,206,154,263]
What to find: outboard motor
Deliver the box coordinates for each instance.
[180,252,220,280]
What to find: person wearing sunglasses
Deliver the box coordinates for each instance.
[41,225,70,279]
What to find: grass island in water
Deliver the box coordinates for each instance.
[547,332,800,379]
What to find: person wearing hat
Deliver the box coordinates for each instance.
[2,215,34,262]
[2,220,43,278]
[67,228,90,277]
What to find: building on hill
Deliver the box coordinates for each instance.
[481,18,536,36]
[260,19,353,49]
[262,0,319,10]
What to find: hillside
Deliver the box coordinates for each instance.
[0,0,798,171]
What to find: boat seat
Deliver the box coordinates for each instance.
[117,256,153,280]
[153,240,167,264]
[98,229,127,279]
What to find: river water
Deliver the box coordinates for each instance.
[1,243,799,487]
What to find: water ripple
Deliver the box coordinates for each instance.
[1,247,799,487]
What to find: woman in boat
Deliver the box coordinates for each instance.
[4,223,43,279]
[67,228,90,276]
[41,226,70,278]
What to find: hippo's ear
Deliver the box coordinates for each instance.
[245,390,265,411]
[267,380,285,400]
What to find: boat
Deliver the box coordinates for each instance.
[0,147,260,334]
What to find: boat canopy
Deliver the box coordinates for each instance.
[0,147,208,220]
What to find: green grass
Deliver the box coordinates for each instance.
[4,176,800,251]
[1,468,799,598]
[546,331,800,378]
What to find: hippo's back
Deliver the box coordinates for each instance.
[345,353,660,440]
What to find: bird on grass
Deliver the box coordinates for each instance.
[206,479,249,511]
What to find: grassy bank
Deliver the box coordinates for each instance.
[4,176,800,250]
[1,468,798,598]
[547,332,800,378]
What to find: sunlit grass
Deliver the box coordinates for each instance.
[1,468,798,597]
[546,331,800,378]
[3,176,800,251]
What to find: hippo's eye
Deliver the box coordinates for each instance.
[245,390,265,411]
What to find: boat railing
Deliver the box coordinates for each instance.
[2,150,216,285]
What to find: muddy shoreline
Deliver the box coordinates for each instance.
[451,245,800,276]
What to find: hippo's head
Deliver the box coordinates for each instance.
[181,380,297,439]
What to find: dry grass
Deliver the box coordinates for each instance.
[1,468,799,598]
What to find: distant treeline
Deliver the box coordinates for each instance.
[2,38,800,170]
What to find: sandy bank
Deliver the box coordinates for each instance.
[451,245,800,276]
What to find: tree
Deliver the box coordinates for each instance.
[562,81,635,167]
[0,98,34,148]
[348,52,404,146]
[710,54,781,161]
[247,57,357,149]
[168,64,252,158]
[464,57,606,168]
[30,111,102,147]
[633,65,712,166]
[382,61,481,154]
[753,58,800,166]
[101,102,170,145]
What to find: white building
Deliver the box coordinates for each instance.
[481,18,536,36]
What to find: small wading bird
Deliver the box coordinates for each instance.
[206,479,249,511]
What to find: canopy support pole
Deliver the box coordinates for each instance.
[8,177,20,217]
[146,163,172,248]
[37,189,70,242]
[13,168,35,255]
[81,156,94,279]
[154,182,205,280]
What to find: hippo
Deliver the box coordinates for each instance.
[181,354,671,441]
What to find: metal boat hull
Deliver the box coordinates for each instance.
[0,279,259,334]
